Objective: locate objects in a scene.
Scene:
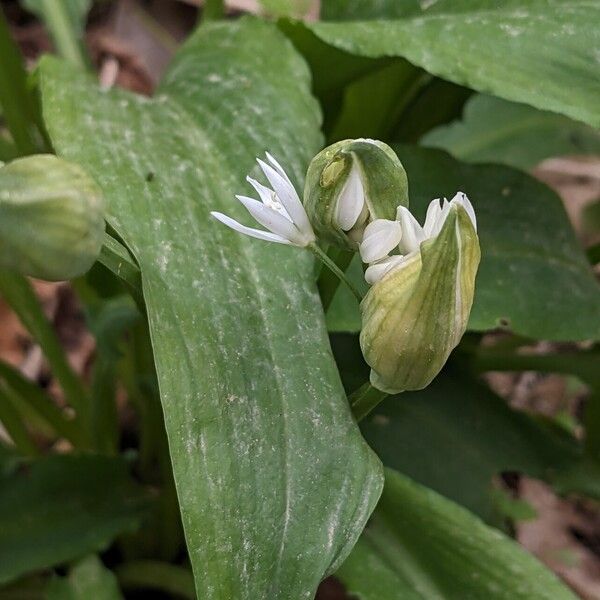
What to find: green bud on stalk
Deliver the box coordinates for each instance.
[360,202,480,394]
[0,155,105,281]
[303,139,409,249]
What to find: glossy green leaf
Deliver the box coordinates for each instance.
[327,145,600,341]
[309,1,600,127]
[38,18,383,599]
[47,556,122,600]
[337,468,577,600]
[0,455,150,584]
[423,94,600,170]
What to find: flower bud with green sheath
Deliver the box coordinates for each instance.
[0,155,105,281]
[303,139,409,249]
[359,193,480,394]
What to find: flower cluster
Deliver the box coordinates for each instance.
[359,193,477,284]
[211,141,481,395]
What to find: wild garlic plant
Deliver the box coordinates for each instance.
[0,4,598,600]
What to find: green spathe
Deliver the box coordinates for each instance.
[0,154,104,281]
[303,139,408,249]
[360,205,480,393]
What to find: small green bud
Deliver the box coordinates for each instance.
[0,155,105,281]
[359,202,480,394]
[303,139,409,249]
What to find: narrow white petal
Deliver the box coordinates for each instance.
[396,206,425,254]
[246,177,291,220]
[236,196,307,246]
[210,211,292,245]
[359,219,402,263]
[265,152,295,188]
[257,158,313,236]
[423,198,442,237]
[432,199,453,237]
[365,255,407,285]
[451,191,477,230]
[335,162,365,231]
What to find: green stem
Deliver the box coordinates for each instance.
[0,384,39,456]
[203,0,225,20]
[90,355,118,454]
[116,561,195,600]
[310,244,363,303]
[38,0,90,70]
[471,348,600,389]
[0,360,84,447]
[98,233,145,310]
[0,8,38,154]
[317,247,355,311]
[349,382,388,422]
[0,271,89,418]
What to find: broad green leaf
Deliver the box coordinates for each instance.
[47,556,122,600]
[337,468,577,600]
[359,362,597,519]
[309,1,600,127]
[38,18,383,599]
[0,455,150,584]
[423,94,600,170]
[327,145,600,341]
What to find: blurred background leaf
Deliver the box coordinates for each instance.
[422,95,600,170]
[0,454,150,585]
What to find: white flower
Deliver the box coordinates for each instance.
[362,192,477,284]
[332,138,379,234]
[211,153,315,247]
[335,160,367,232]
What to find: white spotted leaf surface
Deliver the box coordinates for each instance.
[38,18,383,599]
[336,468,577,600]
[310,0,600,127]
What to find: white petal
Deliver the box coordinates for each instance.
[265,152,295,188]
[335,162,365,231]
[210,211,292,245]
[257,158,313,236]
[396,206,425,254]
[423,198,442,237]
[451,191,477,231]
[364,255,407,285]
[246,177,291,220]
[359,219,402,263]
[236,196,308,246]
[432,198,453,237]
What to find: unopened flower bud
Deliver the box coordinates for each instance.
[359,200,480,394]
[303,139,408,249]
[0,155,105,281]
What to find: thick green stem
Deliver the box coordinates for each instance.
[317,247,355,311]
[0,8,39,155]
[310,244,363,304]
[0,271,89,418]
[0,360,84,447]
[37,0,90,70]
[0,384,39,456]
[98,233,145,310]
[472,348,600,388]
[116,561,195,600]
[350,382,388,422]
